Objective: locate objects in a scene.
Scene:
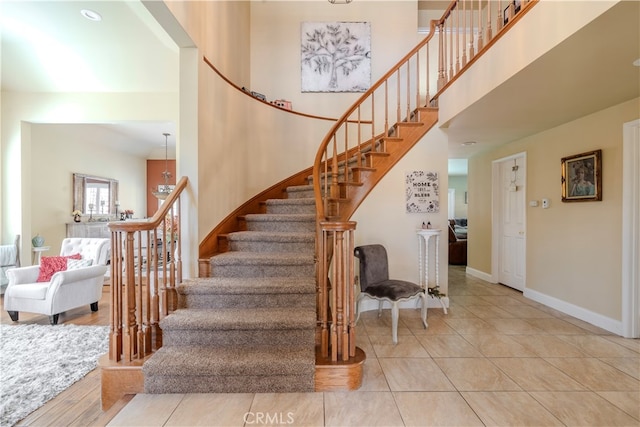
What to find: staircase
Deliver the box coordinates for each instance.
[142,187,318,393]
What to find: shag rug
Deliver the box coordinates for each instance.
[0,324,109,427]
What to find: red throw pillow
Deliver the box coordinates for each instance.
[36,253,82,282]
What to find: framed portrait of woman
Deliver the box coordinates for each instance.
[561,149,602,202]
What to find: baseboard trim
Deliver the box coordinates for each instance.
[524,288,622,336]
[465,267,494,283]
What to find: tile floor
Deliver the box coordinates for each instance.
[107,266,640,426]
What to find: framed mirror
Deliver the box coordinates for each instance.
[73,173,119,215]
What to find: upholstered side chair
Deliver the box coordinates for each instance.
[4,238,109,325]
[354,244,428,344]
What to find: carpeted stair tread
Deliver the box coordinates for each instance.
[209,251,314,266]
[265,198,315,206]
[160,307,316,331]
[143,345,315,377]
[283,186,315,199]
[244,213,315,222]
[178,276,315,295]
[227,231,314,243]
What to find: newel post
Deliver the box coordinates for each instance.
[318,221,357,362]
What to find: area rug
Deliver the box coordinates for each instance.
[0,324,109,427]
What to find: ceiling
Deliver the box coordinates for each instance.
[0,0,179,156]
[2,1,639,169]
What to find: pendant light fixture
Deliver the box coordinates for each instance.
[152,133,173,200]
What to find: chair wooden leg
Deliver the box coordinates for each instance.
[421,295,428,329]
[391,302,399,344]
[7,311,18,322]
[355,294,364,324]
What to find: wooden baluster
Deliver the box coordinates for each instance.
[123,231,137,361]
[406,62,411,121]
[437,23,446,90]
[334,230,345,360]
[383,81,389,134]
[396,69,401,125]
[347,228,356,358]
[486,0,493,42]
[462,0,468,67]
[415,50,420,109]
[469,0,475,59]
[330,232,337,361]
[426,42,431,105]
[135,230,145,358]
[109,231,122,361]
[149,228,160,349]
[357,106,362,171]
[370,92,375,155]
[330,135,339,201]
[319,228,329,358]
[456,3,461,74]
[448,15,454,81]
[477,0,484,51]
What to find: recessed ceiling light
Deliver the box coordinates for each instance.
[461,141,477,146]
[80,9,102,22]
[633,58,640,67]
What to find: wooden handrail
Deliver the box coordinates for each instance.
[204,56,340,123]
[108,176,188,362]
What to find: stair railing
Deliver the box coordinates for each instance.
[314,0,536,361]
[107,176,188,362]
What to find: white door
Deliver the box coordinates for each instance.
[494,154,526,291]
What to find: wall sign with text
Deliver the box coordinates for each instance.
[405,171,439,213]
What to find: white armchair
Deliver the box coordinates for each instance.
[4,238,110,325]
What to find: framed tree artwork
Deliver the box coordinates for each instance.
[301,22,371,93]
[561,149,602,202]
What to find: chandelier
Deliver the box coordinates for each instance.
[152,132,173,200]
[328,0,352,3]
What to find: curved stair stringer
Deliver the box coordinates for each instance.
[329,107,439,223]
[198,166,312,277]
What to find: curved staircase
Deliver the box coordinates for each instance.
[143,184,319,393]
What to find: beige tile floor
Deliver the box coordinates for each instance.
[108,266,640,426]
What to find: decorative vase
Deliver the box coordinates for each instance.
[74,214,81,223]
[32,234,45,247]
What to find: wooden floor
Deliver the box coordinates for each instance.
[1,285,127,427]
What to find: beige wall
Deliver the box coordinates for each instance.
[1,91,178,262]
[166,1,425,242]
[353,126,449,296]
[250,1,421,117]
[31,124,147,260]
[468,98,639,322]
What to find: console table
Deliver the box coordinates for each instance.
[417,228,447,313]
[66,222,110,239]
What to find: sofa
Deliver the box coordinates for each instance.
[448,220,467,265]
